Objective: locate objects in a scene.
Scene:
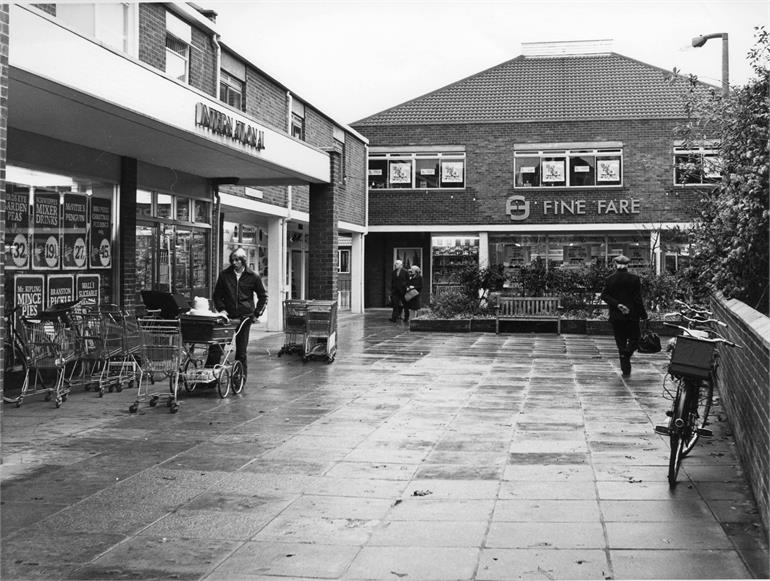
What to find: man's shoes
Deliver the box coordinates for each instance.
[389,317,397,323]
[620,356,631,377]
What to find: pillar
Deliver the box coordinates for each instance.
[266,215,285,331]
[351,232,364,313]
[308,149,341,301]
[119,157,137,312]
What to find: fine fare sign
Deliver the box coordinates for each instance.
[506,195,641,221]
[195,103,265,151]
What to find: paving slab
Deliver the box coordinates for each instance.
[2,310,767,580]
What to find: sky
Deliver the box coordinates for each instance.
[208,0,769,126]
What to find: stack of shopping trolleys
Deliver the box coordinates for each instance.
[6,300,140,408]
[278,299,337,363]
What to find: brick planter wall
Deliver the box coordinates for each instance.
[710,293,770,532]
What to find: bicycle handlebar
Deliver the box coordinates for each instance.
[664,322,742,348]
[673,299,712,317]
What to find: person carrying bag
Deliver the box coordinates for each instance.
[637,319,662,353]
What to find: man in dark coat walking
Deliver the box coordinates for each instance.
[601,254,648,377]
[390,259,408,322]
[212,247,268,379]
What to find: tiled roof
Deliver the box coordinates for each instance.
[353,53,716,126]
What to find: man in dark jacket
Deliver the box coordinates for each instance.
[601,254,648,377]
[212,247,267,379]
[390,259,408,322]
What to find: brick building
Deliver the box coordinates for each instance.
[351,40,716,307]
[1,3,367,343]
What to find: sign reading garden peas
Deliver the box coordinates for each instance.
[4,188,30,270]
[89,197,112,269]
[62,193,88,270]
[32,191,61,270]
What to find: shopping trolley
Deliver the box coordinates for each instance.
[303,300,337,363]
[67,307,124,396]
[179,315,248,398]
[129,318,183,414]
[278,299,308,357]
[12,315,79,408]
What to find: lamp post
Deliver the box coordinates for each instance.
[692,33,729,96]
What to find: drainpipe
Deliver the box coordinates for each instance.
[212,33,221,99]
[286,91,293,212]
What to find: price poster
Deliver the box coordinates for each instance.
[62,193,88,270]
[15,274,44,318]
[47,274,75,308]
[32,191,61,271]
[4,188,30,270]
[89,197,112,269]
[76,274,101,304]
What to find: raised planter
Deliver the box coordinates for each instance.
[410,317,676,336]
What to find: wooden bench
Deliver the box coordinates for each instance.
[494,296,562,334]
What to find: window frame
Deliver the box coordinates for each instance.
[368,151,466,190]
[219,69,244,110]
[514,148,623,188]
[673,144,721,186]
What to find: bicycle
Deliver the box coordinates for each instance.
[3,305,31,403]
[654,299,740,487]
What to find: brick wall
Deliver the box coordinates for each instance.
[189,27,216,97]
[138,4,165,71]
[355,119,705,227]
[710,294,770,532]
[1,3,8,396]
[244,67,288,133]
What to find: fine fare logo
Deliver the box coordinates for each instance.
[195,103,265,151]
[506,195,641,221]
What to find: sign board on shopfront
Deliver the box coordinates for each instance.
[62,193,88,270]
[89,198,112,269]
[32,192,61,270]
[195,103,266,151]
[5,189,30,270]
[47,274,74,308]
[506,195,641,221]
[76,274,100,304]
[15,274,44,317]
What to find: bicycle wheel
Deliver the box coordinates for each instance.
[682,378,714,456]
[667,379,691,488]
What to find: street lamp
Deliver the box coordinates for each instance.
[692,33,729,96]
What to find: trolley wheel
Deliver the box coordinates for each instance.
[149,396,158,407]
[216,368,231,399]
[326,355,335,364]
[98,387,105,398]
[230,360,245,394]
[62,393,68,402]
[129,403,138,413]
[55,397,62,408]
[127,380,135,389]
[108,385,114,393]
[16,398,23,408]
[44,392,52,402]
[116,384,123,393]
[170,401,179,414]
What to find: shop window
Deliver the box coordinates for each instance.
[156,194,173,219]
[176,199,190,222]
[514,147,623,188]
[674,145,720,185]
[368,151,466,190]
[56,3,135,54]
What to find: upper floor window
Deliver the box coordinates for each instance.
[368,150,466,190]
[220,71,244,110]
[220,52,245,110]
[291,100,305,140]
[674,143,720,185]
[165,11,191,83]
[56,3,136,54]
[514,146,623,188]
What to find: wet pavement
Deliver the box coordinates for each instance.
[2,310,768,580]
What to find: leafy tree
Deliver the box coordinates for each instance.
[676,27,769,314]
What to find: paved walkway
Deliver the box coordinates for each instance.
[2,311,768,580]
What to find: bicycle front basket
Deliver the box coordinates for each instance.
[669,335,715,379]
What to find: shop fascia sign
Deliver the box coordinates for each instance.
[506,195,641,221]
[195,103,265,151]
